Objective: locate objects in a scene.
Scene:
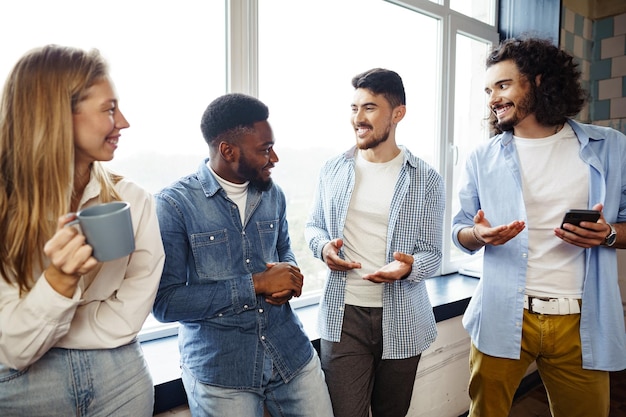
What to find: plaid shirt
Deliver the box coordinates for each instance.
[305,146,445,359]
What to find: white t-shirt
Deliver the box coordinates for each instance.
[343,150,403,307]
[514,123,587,298]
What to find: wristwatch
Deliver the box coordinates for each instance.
[605,223,617,247]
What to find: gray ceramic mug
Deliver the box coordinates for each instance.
[70,201,135,262]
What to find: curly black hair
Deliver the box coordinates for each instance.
[486,37,587,134]
[200,93,269,147]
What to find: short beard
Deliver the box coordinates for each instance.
[356,129,390,150]
[238,152,273,192]
[497,88,536,132]
[250,177,273,191]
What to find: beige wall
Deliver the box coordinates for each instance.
[563,0,626,19]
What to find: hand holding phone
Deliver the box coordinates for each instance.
[560,209,600,228]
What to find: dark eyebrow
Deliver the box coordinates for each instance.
[485,78,513,93]
[351,102,378,108]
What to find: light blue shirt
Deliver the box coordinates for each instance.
[305,146,445,359]
[452,119,626,371]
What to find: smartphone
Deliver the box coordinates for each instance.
[560,209,600,228]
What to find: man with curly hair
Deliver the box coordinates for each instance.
[452,37,626,416]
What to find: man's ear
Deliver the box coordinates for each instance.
[219,141,238,162]
[393,105,407,124]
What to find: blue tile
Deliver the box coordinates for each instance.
[564,31,574,52]
[574,14,584,36]
[584,39,593,60]
[591,59,612,81]
[589,80,598,100]
[591,99,610,120]
[593,38,603,60]
[594,17,614,40]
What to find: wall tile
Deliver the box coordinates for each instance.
[595,17,614,40]
[613,55,626,78]
[614,13,626,36]
[590,79,598,100]
[574,13,584,36]
[583,17,593,40]
[592,59,612,80]
[564,7,576,33]
[574,35,584,57]
[582,60,591,82]
[601,35,625,59]
[564,30,574,53]
[592,99,611,120]
[610,97,626,119]
[585,38,593,60]
[599,77,622,100]
[623,76,626,97]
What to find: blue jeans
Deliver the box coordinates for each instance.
[0,340,153,417]
[182,351,333,417]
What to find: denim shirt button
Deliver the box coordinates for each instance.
[242,231,246,235]
[246,259,250,264]
[209,235,215,241]
[243,305,249,310]
[269,223,274,229]
[261,335,266,341]
[258,309,264,313]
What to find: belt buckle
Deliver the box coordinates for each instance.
[527,296,550,314]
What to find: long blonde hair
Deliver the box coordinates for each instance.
[0,45,122,293]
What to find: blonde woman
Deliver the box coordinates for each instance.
[0,45,165,416]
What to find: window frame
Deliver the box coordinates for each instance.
[138,0,499,341]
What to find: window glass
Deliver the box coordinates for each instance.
[0,1,227,192]
[449,33,492,267]
[450,0,496,25]
[0,0,226,339]
[259,0,440,294]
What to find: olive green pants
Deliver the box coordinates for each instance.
[468,309,609,417]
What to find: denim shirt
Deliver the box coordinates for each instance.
[305,146,444,359]
[451,119,626,371]
[153,160,313,387]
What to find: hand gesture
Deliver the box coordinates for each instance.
[362,252,413,284]
[322,238,361,271]
[473,209,525,246]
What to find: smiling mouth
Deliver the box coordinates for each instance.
[355,125,372,137]
[493,104,512,118]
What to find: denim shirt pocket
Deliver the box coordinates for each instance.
[190,229,232,280]
[256,219,279,262]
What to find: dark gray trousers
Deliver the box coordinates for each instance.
[321,305,421,417]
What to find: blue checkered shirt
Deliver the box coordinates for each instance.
[305,146,445,359]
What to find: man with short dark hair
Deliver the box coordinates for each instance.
[153,93,333,417]
[306,68,445,417]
